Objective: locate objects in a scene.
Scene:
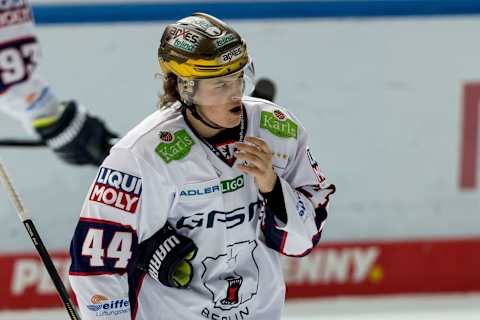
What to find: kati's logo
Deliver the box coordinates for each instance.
[273,110,286,121]
[260,111,298,139]
[155,129,195,163]
[159,131,174,143]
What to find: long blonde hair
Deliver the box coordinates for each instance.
[158,73,181,109]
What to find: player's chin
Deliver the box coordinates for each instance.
[222,116,241,128]
[221,107,242,127]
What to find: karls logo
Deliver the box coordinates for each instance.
[155,129,195,163]
[159,131,173,142]
[273,109,286,121]
[86,295,130,317]
[89,167,142,214]
[260,110,298,139]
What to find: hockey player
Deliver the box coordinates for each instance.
[69,13,335,320]
[0,1,116,165]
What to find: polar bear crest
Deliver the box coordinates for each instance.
[201,240,259,311]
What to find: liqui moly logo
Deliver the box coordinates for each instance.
[89,167,142,214]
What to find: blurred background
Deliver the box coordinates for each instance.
[0,0,479,319]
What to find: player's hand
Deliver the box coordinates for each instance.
[235,136,277,193]
[137,222,197,288]
[34,100,118,166]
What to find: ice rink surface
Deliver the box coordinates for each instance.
[1,293,479,320]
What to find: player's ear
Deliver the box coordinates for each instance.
[176,78,184,96]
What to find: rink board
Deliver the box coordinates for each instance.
[1,238,479,310]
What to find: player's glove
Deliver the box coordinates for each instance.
[33,100,117,166]
[137,222,197,288]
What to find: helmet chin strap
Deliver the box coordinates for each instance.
[182,102,225,130]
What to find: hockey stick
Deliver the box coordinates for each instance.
[0,138,46,147]
[0,160,81,320]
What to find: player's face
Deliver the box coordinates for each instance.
[194,73,244,128]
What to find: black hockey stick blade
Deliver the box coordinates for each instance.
[252,78,277,102]
[0,138,46,147]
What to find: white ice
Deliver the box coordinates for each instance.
[1,293,479,320]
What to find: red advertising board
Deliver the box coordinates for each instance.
[1,238,480,310]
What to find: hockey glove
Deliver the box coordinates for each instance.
[137,222,197,288]
[33,100,117,166]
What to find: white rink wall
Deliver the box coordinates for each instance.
[1,16,480,252]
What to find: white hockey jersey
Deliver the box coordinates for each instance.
[69,98,335,320]
[0,0,59,129]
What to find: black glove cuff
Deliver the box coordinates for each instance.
[137,223,197,288]
[35,101,78,141]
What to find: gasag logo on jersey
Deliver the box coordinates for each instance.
[86,295,130,317]
[156,129,195,163]
[176,200,262,231]
[260,110,298,139]
[89,167,142,214]
[221,175,244,193]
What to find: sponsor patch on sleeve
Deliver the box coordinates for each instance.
[306,148,328,187]
[89,167,142,214]
[260,110,298,139]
